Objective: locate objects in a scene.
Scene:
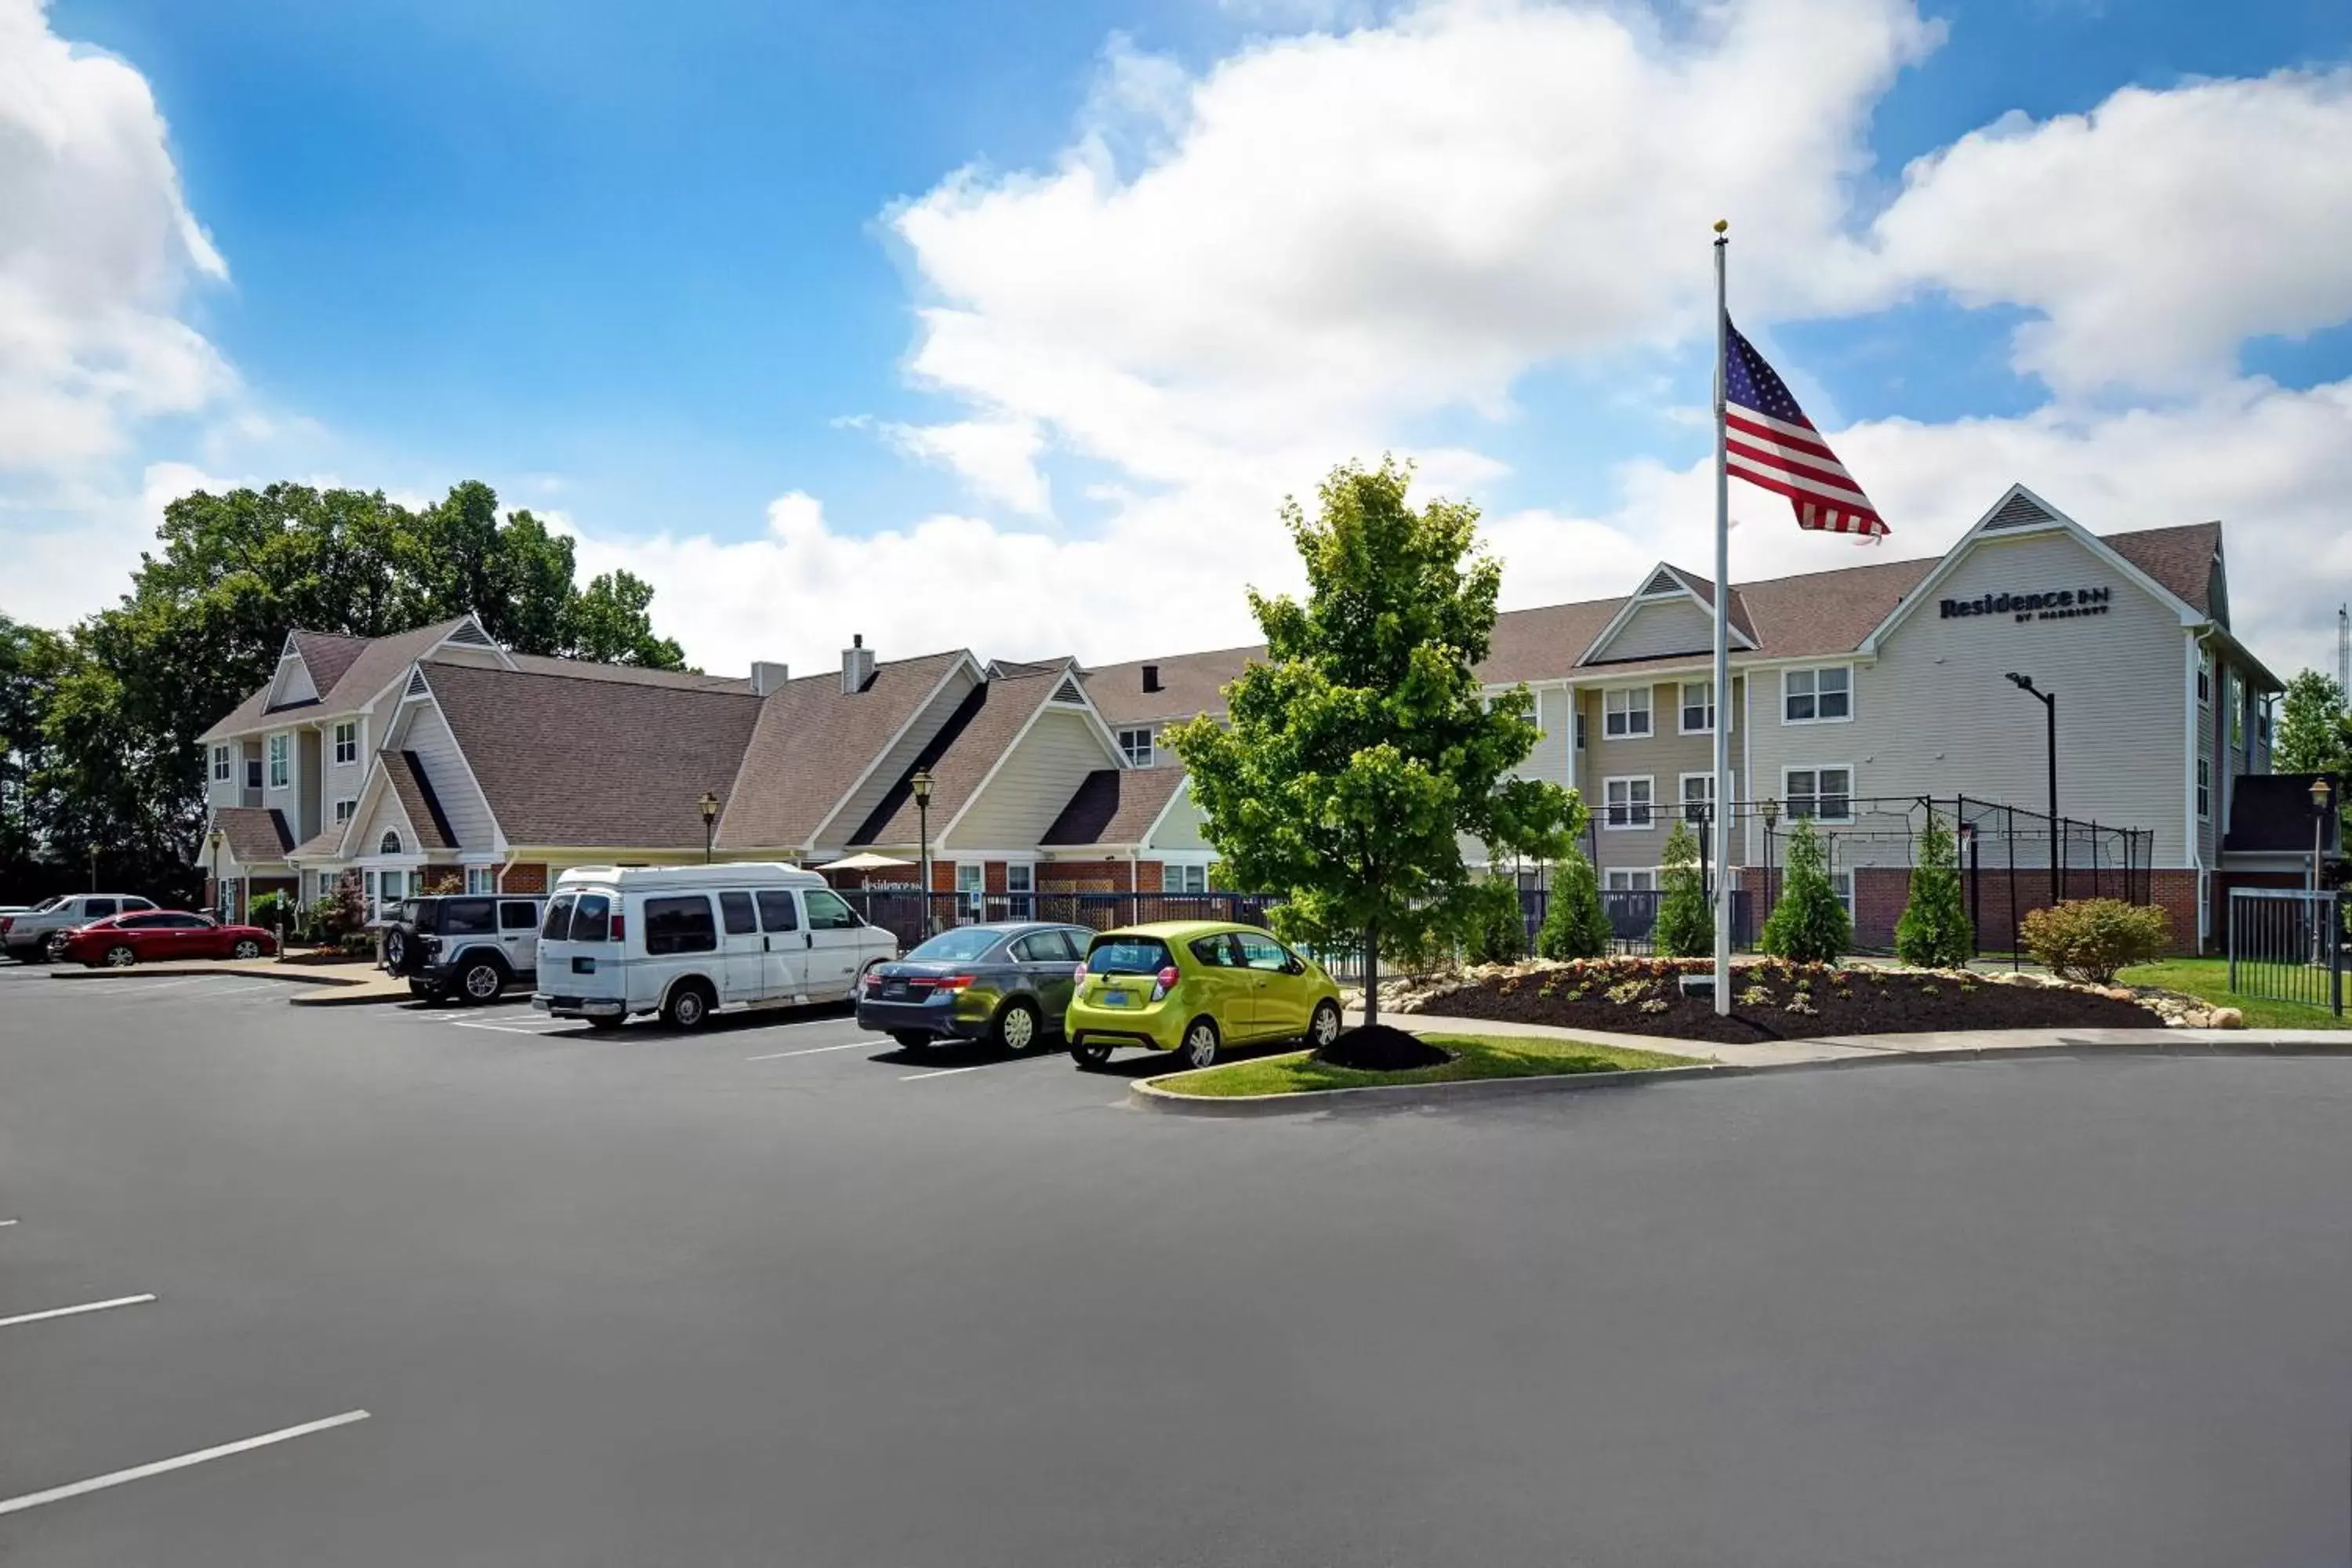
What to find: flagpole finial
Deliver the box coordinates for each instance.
[1712,219,1728,234]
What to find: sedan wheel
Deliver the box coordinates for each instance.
[104,945,138,968]
[45,935,70,963]
[994,1000,1039,1054]
[231,938,262,960]
[1309,1000,1342,1049]
[1181,1018,1220,1070]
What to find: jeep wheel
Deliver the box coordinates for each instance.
[459,959,506,1004]
[383,930,408,972]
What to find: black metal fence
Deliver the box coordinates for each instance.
[836,889,1278,953]
[2227,888,2343,1015]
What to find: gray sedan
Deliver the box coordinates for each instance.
[855,922,1094,1052]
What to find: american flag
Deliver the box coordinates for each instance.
[1723,318,1888,539]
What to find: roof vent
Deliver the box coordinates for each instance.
[404,666,430,697]
[1051,678,1085,705]
[750,661,791,697]
[1641,568,1682,597]
[1983,491,2057,532]
[841,634,877,695]
[444,619,496,647]
[1142,663,1163,694]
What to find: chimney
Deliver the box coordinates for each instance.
[1142,663,1163,694]
[750,661,790,697]
[840,633,877,695]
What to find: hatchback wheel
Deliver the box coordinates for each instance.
[891,1031,932,1051]
[1069,1038,1114,1069]
[459,960,504,1003]
[1181,1018,1221,1069]
[993,999,1040,1054]
[1308,1000,1342,1050]
[231,938,262,960]
[104,945,138,968]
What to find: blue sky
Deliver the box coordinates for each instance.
[10,0,2352,677]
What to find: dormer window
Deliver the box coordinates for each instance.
[1118,728,1155,767]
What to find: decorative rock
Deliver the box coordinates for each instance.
[2209,1007,2244,1029]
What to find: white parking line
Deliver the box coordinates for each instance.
[0,1409,372,1518]
[0,1294,156,1329]
[0,1218,16,1227]
[746,1039,888,1062]
[198,982,292,997]
[448,1019,578,1036]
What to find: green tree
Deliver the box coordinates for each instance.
[1651,818,1713,957]
[1759,815,1851,964]
[1893,808,1973,967]
[1166,458,1582,1025]
[0,616,78,870]
[2274,669,2352,843]
[1536,844,1612,960]
[564,571,688,667]
[1462,876,1528,965]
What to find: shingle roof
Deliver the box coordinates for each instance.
[211,805,294,866]
[1040,767,1187,847]
[1083,644,1261,726]
[2104,522,2220,615]
[201,617,477,741]
[386,751,457,851]
[715,650,975,851]
[291,631,370,696]
[503,653,752,692]
[848,669,1066,847]
[288,824,346,860]
[425,662,766,848]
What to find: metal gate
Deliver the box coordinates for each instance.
[2227,888,2344,1016]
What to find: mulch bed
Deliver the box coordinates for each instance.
[1316,1023,1452,1071]
[1413,960,2165,1044]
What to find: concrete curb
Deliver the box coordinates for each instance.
[49,964,368,987]
[1127,1037,2351,1117]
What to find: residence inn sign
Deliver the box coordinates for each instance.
[1940,584,2114,624]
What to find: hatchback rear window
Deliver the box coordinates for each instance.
[1085,936,1173,975]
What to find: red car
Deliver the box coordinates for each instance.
[57,911,278,967]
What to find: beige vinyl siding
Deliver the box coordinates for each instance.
[395,702,497,849]
[825,665,982,849]
[945,708,1121,850]
[207,742,241,811]
[1747,528,2194,870]
[261,728,299,820]
[2196,652,2219,865]
[351,780,419,858]
[296,728,324,843]
[267,655,318,709]
[1148,783,1210,851]
[320,717,368,833]
[1593,597,1715,662]
[1582,681,1739,876]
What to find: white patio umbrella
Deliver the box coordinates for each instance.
[813,851,916,873]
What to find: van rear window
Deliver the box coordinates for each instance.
[569,894,612,943]
[1085,936,1172,975]
[540,895,575,941]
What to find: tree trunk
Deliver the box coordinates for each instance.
[1361,920,1380,1028]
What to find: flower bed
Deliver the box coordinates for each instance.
[1388,957,2174,1044]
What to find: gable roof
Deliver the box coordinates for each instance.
[848,668,1069,847]
[385,751,458,851]
[503,653,753,692]
[425,662,766,848]
[1040,767,1189,848]
[715,649,973,851]
[2103,521,2220,617]
[1577,561,1759,665]
[200,616,481,742]
[209,805,295,866]
[291,631,370,697]
[1082,644,1261,727]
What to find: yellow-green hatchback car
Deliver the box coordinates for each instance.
[1066,920,1343,1069]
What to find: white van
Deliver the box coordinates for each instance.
[532,864,898,1030]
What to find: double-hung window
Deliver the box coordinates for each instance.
[465,866,495,895]
[1783,666,1851,724]
[333,721,358,765]
[1679,681,1718,735]
[334,797,357,825]
[2196,757,2211,820]
[1604,868,1656,892]
[956,863,984,919]
[211,745,230,782]
[1603,776,1653,829]
[1784,767,1853,823]
[266,733,291,789]
[1163,863,1208,895]
[1118,728,1154,767]
[1573,711,1587,750]
[1603,687,1651,738]
[2196,654,2212,706]
[1679,773,1715,826]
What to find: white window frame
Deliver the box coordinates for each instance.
[211,744,230,782]
[955,862,984,918]
[2196,652,2212,706]
[1602,775,1654,830]
[1004,862,1035,895]
[1602,686,1652,739]
[379,829,404,856]
[1573,710,1587,750]
[1679,681,1722,735]
[1679,771,1716,826]
[266,732,291,789]
[1831,869,1855,916]
[1781,665,1853,725]
[465,866,495,895]
[1783,764,1855,824]
[333,720,358,766]
[1117,728,1154,768]
[334,797,358,825]
[1163,862,1209,895]
[1604,867,1657,892]
[2196,756,2211,820]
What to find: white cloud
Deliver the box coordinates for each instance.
[876,417,1053,517]
[0,0,234,470]
[1871,69,2352,394]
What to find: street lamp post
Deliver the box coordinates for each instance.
[910,768,935,938]
[1760,797,1780,927]
[2005,673,2060,906]
[207,828,224,919]
[699,791,720,864]
[2308,777,2334,968]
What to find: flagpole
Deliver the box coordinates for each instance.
[1711,220,1733,1017]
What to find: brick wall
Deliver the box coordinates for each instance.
[930,859,956,893]
[983,861,1007,895]
[501,862,547,894]
[1137,860,1164,894]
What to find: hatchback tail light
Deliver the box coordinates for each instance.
[1072,962,1087,982]
[1151,964,1179,1002]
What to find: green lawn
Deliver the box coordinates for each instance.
[2118,957,2352,1032]
[1156,1033,1704,1098]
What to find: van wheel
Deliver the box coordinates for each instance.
[663,981,714,1031]
[586,1015,626,1032]
[993,999,1040,1054]
[458,958,506,1004]
[1181,1018,1221,1069]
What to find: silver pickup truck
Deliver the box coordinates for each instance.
[1,894,162,962]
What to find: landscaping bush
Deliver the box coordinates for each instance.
[247,890,289,934]
[307,875,368,946]
[1759,815,1851,964]
[1536,847,1611,960]
[2022,898,2172,985]
[1461,877,1527,966]
[1893,808,1973,968]
[1651,820,1713,958]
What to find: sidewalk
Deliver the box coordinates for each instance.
[50,957,414,1007]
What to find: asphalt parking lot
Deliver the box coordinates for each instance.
[2,960,2349,1566]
